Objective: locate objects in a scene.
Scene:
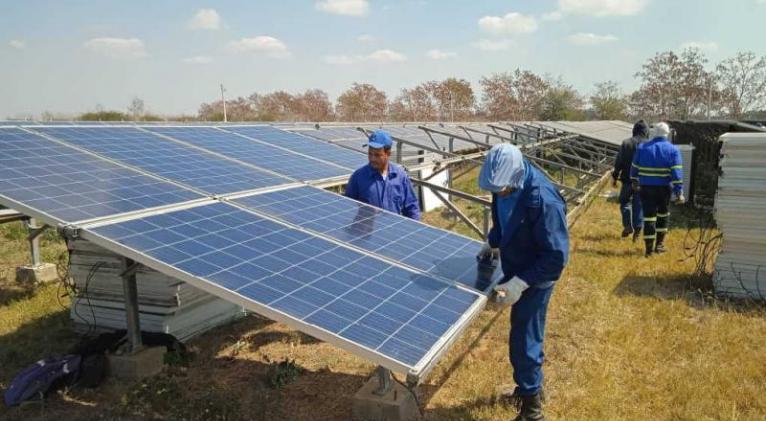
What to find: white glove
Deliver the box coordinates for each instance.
[476,241,498,260]
[672,192,686,204]
[493,276,529,306]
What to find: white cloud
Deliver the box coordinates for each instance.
[83,37,146,59]
[323,49,407,65]
[227,36,290,58]
[567,32,619,45]
[426,49,457,60]
[558,0,648,17]
[8,39,26,49]
[183,55,213,64]
[316,0,369,16]
[542,11,563,21]
[756,0,766,4]
[366,49,406,62]
[680,41,718,52]
[357,34,375,43]
[188,8,221,30]
[474,39,514,51]
[479,12,538,35]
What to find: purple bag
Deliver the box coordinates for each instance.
[4,354,81,407]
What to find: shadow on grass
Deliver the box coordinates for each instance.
[0,284,36,307]
[614,273,711,300]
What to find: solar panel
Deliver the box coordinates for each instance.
[232,186,503,292]
[145,127,351,182]
[83,201,483,374]
[223,126,367,170]
[34,126,292,195]
[0,127,202,224]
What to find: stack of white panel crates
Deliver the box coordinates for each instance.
[69,238,245,341]
[713,133,766,299]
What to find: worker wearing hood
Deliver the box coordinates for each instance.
[477,143,569,421]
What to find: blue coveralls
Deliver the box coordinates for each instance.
[630,137,683,248]
[487,163,569,396]
[344,163,421,220]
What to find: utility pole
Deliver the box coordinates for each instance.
[220,83,228,122]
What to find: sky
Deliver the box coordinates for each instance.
[1,0,765,118]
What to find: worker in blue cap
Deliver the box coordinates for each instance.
[477,143,569,421]
[345,130,420,220]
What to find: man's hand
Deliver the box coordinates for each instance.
[631,182,641,193]
[477,241,498,260]
[493,276,529,306]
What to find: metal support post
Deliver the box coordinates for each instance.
[26,218,50,266]
[121,258,143,353]
[373,366,393,396]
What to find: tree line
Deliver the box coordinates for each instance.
[78,48,766,123]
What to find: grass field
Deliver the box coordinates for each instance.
[1,182,765,420]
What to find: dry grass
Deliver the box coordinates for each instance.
[1,187,766,420]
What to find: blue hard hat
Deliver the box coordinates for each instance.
[367,130,393,149]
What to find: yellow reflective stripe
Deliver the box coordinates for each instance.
[644,217,657,222]
[671,180,683,184]
[655,228,668,233]
[643,234,656,239]
[657,213,670,217]
[671,165,683,169]
[635,165,671,171]
[638,173,671,177]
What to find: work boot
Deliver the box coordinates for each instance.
[498,385,546,406]
[632,228,642,242]
[621,228,633,238]
[655,243,667,254]
[512,393,545,421]
[644,240,654,257]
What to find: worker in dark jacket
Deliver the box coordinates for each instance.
[612,120,649,240]
[630,122,685,257]
[477,144,569,421]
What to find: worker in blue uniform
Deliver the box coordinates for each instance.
[612,120,649,241]
[345,130,420,220]
[630,122,685,257]
[477,144,569,421]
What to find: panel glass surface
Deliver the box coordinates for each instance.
[234,186,503,292]
[35,127,292,195]
[0,128,201,223]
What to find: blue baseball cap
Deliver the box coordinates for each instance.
[367,130,394,149]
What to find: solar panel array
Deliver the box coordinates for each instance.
[0,127,201,223]
[224,126,367,170]
[35,127,292,195]
[146,126,350,182]
[0,124,493,378]
[86,201,482,370]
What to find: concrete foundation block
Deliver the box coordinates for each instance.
[352,375,420,421]
[108,346,166,381]
[15,263,58,284]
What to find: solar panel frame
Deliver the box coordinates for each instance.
[32,126,294,196]
[78,199,486,380]
[0,127,204,225]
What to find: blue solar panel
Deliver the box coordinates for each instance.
[223,126,367,170]
[0,128,201,223]
[233,186,503,292]
[89,201,481,369]
[34,127,292,195]
[144,127,350,182]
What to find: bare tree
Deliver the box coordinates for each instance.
[389,86,437,121]
[590,81,627,120]
[427,78,475,121]
[336,83,388,122]
[479,69,548,121]
[296,89,335,121]
[716,51,766,118]
[128,97,145,121]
